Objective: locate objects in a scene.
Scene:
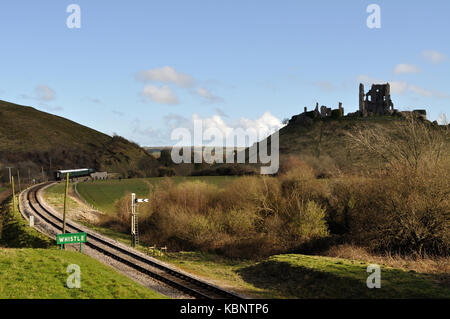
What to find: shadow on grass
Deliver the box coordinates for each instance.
[236,258,450,299]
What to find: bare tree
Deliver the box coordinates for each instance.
[347,114,449,171]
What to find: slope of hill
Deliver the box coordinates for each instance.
[231,115,449,176]
[0,100,157,181]
[276,115,450,174]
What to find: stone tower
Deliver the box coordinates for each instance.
[359,83,394,116]
[359,83,366,115]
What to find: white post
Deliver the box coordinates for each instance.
[29,215,34,228]
[131,193,136,247]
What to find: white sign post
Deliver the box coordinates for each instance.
[131,194,149,247]
[131,193,136,247]
[29,215,34,227]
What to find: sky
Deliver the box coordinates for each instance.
[0,0,449,146]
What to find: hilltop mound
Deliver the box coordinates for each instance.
[277,115,449,174]
[0,100,157,181]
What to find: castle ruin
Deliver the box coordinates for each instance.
[359,83,394,116]
[288,82,427,125]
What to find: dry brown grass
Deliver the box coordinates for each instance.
[324,244,450,275]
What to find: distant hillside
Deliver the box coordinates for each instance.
[0,100,158,181]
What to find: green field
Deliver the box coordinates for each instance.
[76,176,238,214]
[0,248,166,299]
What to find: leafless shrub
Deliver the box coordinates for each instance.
[113,165,330,258]
[343,116,450,256]
[347,114,448,171]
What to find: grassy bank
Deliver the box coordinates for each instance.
[158,252,450,299]
[0,196,53,248]
[0,248,166,299]
[0,195,166,299]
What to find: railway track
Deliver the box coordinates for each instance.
[20,182,242,300]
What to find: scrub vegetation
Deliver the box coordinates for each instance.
[98,116,449,259]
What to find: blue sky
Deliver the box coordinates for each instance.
[0,0,448,146]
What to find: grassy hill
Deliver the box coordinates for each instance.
[270,115,449,174]
[0,100,158,181]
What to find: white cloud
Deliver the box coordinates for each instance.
[136,111,285,146]
[35,85,56,101]
[142,85,179,104]
[358,75,406,92]
[195,87,223,103]
[237,112,284,140]
[193,113,234,138]
[407,85,433,97]
[422,50,447,64]
[358,75,449,99]
[136,66,195,88]
[388,81,409,94]
[393,64,421,74]
[188,111,284,146]
[136,66,227,104]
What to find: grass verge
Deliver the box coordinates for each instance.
[0,196,53,248]
[0,248,167,299]
[0,194,167,299]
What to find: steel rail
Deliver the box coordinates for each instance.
[24,183,242,300]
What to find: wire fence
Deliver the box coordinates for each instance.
[73,181,99,211]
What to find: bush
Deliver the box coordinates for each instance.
[348,165,449,256]
[113,169,330,258]
[286,201,329,241]
[341,115,450,256]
